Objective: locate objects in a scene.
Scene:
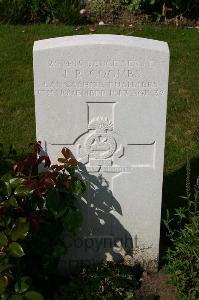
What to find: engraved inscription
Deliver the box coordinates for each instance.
[102,166,132,173]
[48,59,154,69]
[35,58,166,97]
[36,88,165,97]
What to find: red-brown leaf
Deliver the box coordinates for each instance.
[13,161,25,176]
[64,180,71,189]
[61,147,71,159]
[69,159,78,166]
[38,156,51,168]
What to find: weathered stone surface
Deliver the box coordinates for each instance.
[33,34,169,271]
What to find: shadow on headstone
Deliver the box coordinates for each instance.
[61,162,135,273]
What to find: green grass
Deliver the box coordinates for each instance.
[0,24,198,176]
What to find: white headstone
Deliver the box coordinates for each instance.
[33,35,169,271]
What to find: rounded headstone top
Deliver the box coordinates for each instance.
[33,34,169,54]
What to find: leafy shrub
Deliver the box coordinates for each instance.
[167,0,199,18]
[123,0,199,19]
[88,0,124,23]
[0,0,85,24]
[164,169,199,299]
[123,0,149,12]
[0,144,18,178]
[0,143,86,299]
[52,0,86,25]
[54,261,139,299]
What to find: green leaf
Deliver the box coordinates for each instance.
[15,276,31,294]
[71,179,86,195]
[0,172,13,182]
[9,178,26,188]
[62,208,83,234]
[125,290,135,299]
[0,232,8,247]
[66,165,75,175]
[0,276,8,294]
[0,217,11,227]
[7,196,18,207]
[4,227,11,236]
[0,253,12,273]
[8,242,25,257]
[10,295,24,300]
[46,189,67,218]
[11,218,29,241]
[0,292,10,300]
[0,181,12,197]
[14,185,32,197]
[58,158,68,164]
[24,291,44,300]
[0,263,13,273]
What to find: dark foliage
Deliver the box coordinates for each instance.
[0,0,85,24]
[0,143,86,299]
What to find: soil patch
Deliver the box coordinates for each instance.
[135,270,177,300]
